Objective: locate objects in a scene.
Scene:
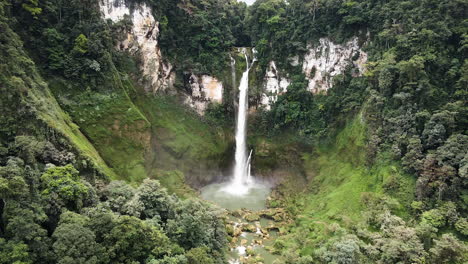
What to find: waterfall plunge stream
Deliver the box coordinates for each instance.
[200,49,270,210]
[200,49,275,264]
[223,50,255,195]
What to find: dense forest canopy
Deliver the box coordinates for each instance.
[0,0,467,263]
[248,0,467,262]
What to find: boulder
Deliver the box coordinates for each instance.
[244,212,260,222]
[243,224,257,233]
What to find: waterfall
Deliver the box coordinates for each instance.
[224,49,256,196]
[246,149,253,183]
[230,55,236,90]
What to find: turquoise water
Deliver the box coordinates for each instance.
[201,181,280,263]
[200,181,271,210]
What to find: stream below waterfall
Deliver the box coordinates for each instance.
[200,182,279,264]
[199,48,281,263]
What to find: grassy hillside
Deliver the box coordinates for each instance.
[48,76,151,182]
[299,118,415,223]
[272,117,418,261]
[135,92,233,183]
[49,75,233,186]
[0,8,116,180]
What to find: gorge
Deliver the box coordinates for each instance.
[0,0,467,263]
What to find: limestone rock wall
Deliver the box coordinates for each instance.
[261,37,367,107]
[100,0,223,114]
[261,61,290,109]
[185,74,223,115]
[302,37,367,93]
[100,0,174,93]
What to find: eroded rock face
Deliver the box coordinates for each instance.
[261,61,290,109]
[201,76,223,102]
[99,0,224,114]
[100,0,174,93]
[261,37,367,107]
[302,37,367,93]
[184,74,223,115]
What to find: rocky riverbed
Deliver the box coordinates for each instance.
[224,207,291,263]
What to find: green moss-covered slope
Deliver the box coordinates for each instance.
[298,118,415,223]
[48,76,151,182]
[133,93,232,186]
[0,6,115,180]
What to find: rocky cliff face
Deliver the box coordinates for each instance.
[99,0,223,114]
[261,37,367,106]
[100,2,366,112]
[185,74,224,115]
[100,0,174,93]
[302,37,367,93]
[262,61,290,109]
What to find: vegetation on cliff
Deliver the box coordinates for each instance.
[0,0,467,263]
[246,0,467,262]
[1,0,231,263]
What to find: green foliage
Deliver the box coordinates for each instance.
[11,0,115,85]
[148,255,187,264]
[72,34,88,55]
[21,0,42,18]
[205,102,234,127]
[266,74,326,139]
[151,0,248,74]
[42,28,66,71]
[429,234,468,263]
[3,202,53,263]
[52,212,105,264]
[1,161,226,264]
[100,180,136,214]
[318,235,362,264]
[185,247,214,264]
[166,199,227,251]
[103,215,172,263]
[91,179,226,262]
[41,165,89,208]
[0,238,30,264]
[421,209,447,229]
[133,179,177,221]
[0,158,28,199]
[455,218,468,236]
[259,69,367,144]
[0,4,116,180]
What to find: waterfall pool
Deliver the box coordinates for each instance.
[200,180,279,263]
[200,181,271,211]
[202,49,280,263]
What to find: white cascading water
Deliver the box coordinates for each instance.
[223,49,256,195]
[200,50,270,264]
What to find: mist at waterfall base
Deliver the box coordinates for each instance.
[200,50,271,211]
[238,0,256,5]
